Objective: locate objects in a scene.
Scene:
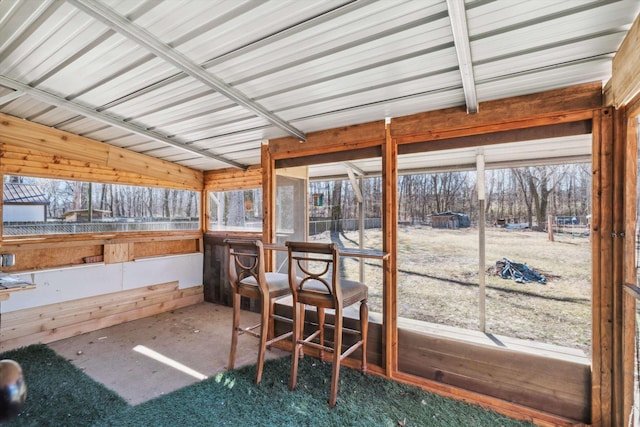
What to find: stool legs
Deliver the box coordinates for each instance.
[228,293,241,370]
[329,309,343,408]
[255,295,270,384]
[317,307,325,362]
[360,300,368,374]
[289,302,305,392]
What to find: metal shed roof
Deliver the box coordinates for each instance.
[0,0,638,175]
[3,182,49,204]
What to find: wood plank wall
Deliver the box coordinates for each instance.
[0,282,203,352]
[204,165,262,191]
[0,114,203,190]
[397,328,591,423]
[0,115,205,352]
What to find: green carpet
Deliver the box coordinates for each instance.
[0,345,128,426]
[0,345,534,426]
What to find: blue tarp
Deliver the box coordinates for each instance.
[498,258,547,284]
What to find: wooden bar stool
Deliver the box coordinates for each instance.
[225,238,292,384]
[286,241,368,407]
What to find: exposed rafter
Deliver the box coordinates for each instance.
[0,75,247,169]
[343,161,366,177]
[67,0,307,142]
[344,164,363,203]
[446,0,478,114]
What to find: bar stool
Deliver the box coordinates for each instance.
[286,241,368,407]
[225,238,292,383]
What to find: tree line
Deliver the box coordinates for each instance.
[7,176,199,221]
[309,164,591,229]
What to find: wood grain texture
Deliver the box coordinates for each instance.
[204,165,262,191]
[104,243,133,264]
[398,328,590,423]
[0,283,203,351]
[621,109,638,426]
[0,113,202,189]
[382,123,398,376]
[611,14,640,107]
[391,83,602,142]
[269,121,385,160]
[0,143,199,190]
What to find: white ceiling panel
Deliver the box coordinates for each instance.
[0,0,637,173]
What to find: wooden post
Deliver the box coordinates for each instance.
[622,97,640,427]
[382,120,398,377]
[591,107,616,427]
[261,142,275,271]
[359,175,365,283]
[477,152,486,332]
[547,215,554,242]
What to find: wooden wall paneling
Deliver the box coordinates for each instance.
[397,329,590,424]
[611,13,640,107]
[104,243,133,264]
[0,282,203,352]
[203,233,225,305]
[133,239,199,259]
[105,147,202,190]
[0,114,110,164]
[0,244,103,272]
[0,234,202,271]
[622,103,639,426]
[203,165,262,191]
[391,82,603,143]
[382,122,398,377]
[393,372,582,427]
[0,113,203,190]
[0,143,198,190]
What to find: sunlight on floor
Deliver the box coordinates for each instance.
[133,345,208,381]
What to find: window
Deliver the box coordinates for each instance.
[395,137,592,355]
[307,176,384,315]
[3,175,200,236]
[209,189,262,232]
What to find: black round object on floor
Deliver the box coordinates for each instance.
[0,359,26,423]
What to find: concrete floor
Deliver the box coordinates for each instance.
[48,302,288,405]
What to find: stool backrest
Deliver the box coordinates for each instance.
[286,241,341,308]
[225,239,268,296]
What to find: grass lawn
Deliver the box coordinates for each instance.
[313,226,592,355]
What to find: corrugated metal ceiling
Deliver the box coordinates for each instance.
[0,0,638,175]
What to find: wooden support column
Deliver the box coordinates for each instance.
[201,189,209,233]
[611,107,627,427]
[382,122,398,377]
[591,107,615,427]
[261,142,276,271]
[622,95,640,427]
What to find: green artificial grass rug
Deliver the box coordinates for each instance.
[0,345,128,426]
[1,345,534,426]
[98,357,533,427]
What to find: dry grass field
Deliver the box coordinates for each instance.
[312,226,592,356]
